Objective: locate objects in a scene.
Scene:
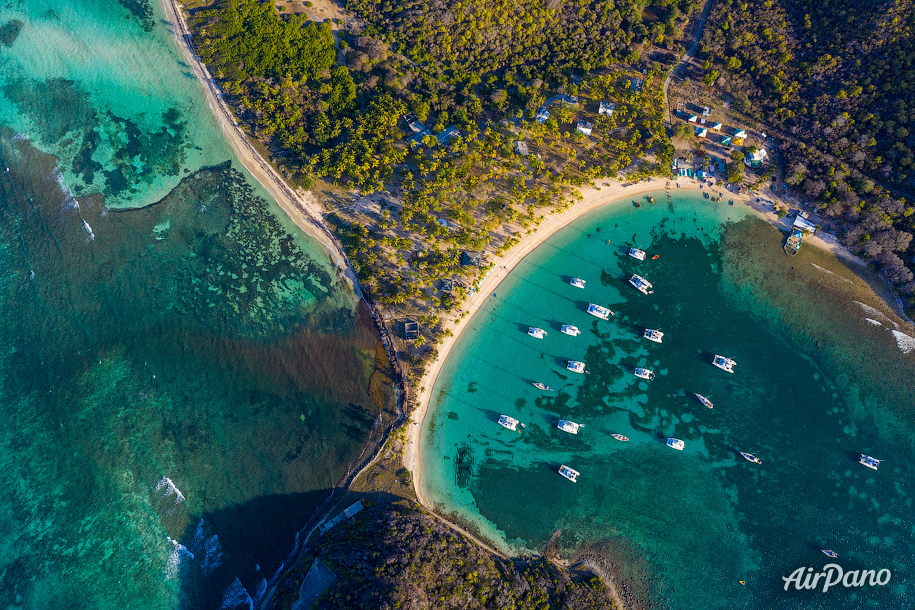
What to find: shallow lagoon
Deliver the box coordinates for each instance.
[421,193,914,609]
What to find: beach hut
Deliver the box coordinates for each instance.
[599,101,615,116]
[687,114,698,123]
[534,108,550,123]
[460,251,483,267]
[695,127,708,138]
[712,122,723,132]
[734,129,748,139]
[720,135,732,147]
[576,121,593,136]
[701,106,712,117]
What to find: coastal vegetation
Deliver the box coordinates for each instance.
[700,0,915,300]
[267,501,617,610]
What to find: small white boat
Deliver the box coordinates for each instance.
[629,274,653,295]
[498,415,520,431]
[712,355,736,373]
[528,327,547,339]
[611,433,629,442]
[567,360,586,374]
[561,325,581,336]
[570,277,586,288]
[695,393,714,409]
[643,328,663,343]
[859,455,881,470]
[629,247,647,261]
[666,438,685,450]
[587,303,613,319]
[558,465,580,482]
[633,367,655,380]
[740,452,761,464]
[557,419,581,434]
[821,549,839,558]
[532,382,551,391]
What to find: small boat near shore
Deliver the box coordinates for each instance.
[629,274,653,295]
[558,465,580,482]
[740,452,761,464]
[643,328,663,343]
[712,354,736,373]
[528,327,547,339]
[633,367,655,380]
[498,415,520,431]
[859,454,881,470]
[695,393,714,409]
[587,303,614,319]
[561,325,581,336]
[667,438,685,450]
[567,360,587,374]
[570,277,586,289]
[557,419,582,434]
[648,196,654,203]
[629,247,646,261]
[532,382,551,391]
[634,200,641,208]
[610,433,629,442]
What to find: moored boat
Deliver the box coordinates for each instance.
[498,415,520,431]
[570,277,586,289]
[633,367,655,380]
[695,393,714,409]
[859,454,881,470]
[629,274,653,295]
[567,360,587,374]
[557,419,582,434]
[648,196,654,203]
[532,382,551,391]
[666,438,685,450]
[528,327,547,339]
[629,247,647,261]
[610,433,630,442]
[740,452,761,464]
[712,354,736,373]
[643,328,663,343]
[821,550,839,558]
[587,303,613,319]
[558,465,580,482]
[561,324,581,336]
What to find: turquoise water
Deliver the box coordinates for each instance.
[0,2,389,609]
[421,193,914,609]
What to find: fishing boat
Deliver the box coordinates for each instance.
[557,419,582,434]
[587,303,613,319]
[528,327,547,339]
[712,355,736,373]
[610,433,630,442]
[558,465,580,482]
[567,360,587,374]
[643,328,663,343]
[629,247,647,261]
[648,196,654,203]
[740,452,761,464]
[821,550,839,559]
[859,454,881,470]
[633,368,655,380]
[561,325,581,336]
[629,274,653,295]
[695,393,714,409]
[570,277,586,288]
[667,438,685,451]
[532,382,551,391]
[498,415,520,431]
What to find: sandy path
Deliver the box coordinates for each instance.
[161,0,359,289]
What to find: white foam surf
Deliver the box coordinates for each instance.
[891,330,915,354]
[164,537,194,580]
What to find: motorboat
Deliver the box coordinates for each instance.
[567,360,586,374]
[561,325,581,336]
[740,452,761,464]
[610,433,629,442]
[528,327,547,339]
[558,465,580,482]
[666,438,685,450]
[587,303,613,319]
[634,200,641,208]
[643,328,663,343]
[532,382,551,391]
[570,277,586,288]
[821,550,839,559]
[648,196,654,203]
[695,393,714,409]
[629,247,647,261]
[859,455,881,470]
[712,355,736,373]
[633,368,655,380]
[498,415,520,431]
[629,274,653,295]
[557,419,581,434]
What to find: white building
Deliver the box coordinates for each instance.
[599,101,615,116]
[576,120,593,136]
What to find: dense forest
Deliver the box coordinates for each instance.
[701,0,915,299]
[267,502,617,610]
